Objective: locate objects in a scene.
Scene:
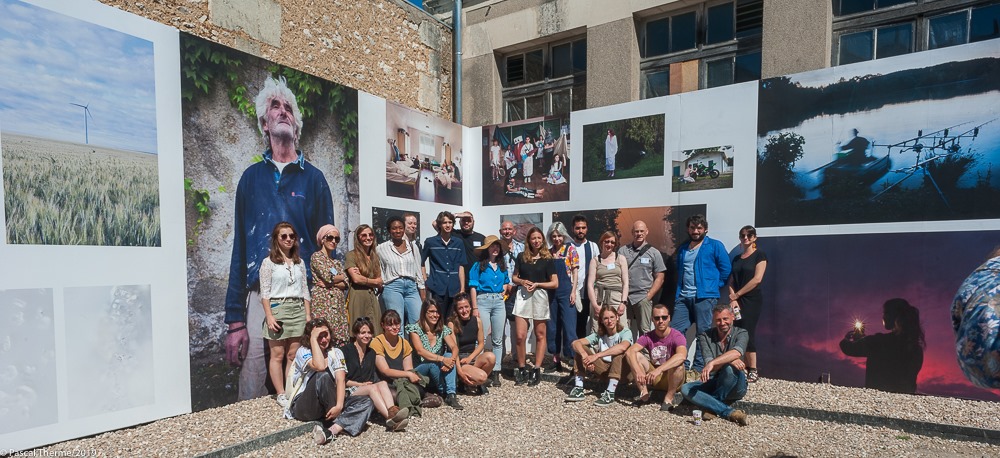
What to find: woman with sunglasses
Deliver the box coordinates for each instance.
[407,298,464,410]
[727,225,768,383]
[376,216,424,326]
[286,318,374,445]
[512,227,558,386]
[346,224,384,334]
[260,221,311,408]
[340,317,410,431]
[586,231,629,335]
[311,225,350,346]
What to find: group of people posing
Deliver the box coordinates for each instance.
[254,210,766,442]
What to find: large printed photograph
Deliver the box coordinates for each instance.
[385,101,463,205]
[755,41,1000,227]
[0,0,161,246]
[180,34,359,410]
[482,116,570,205]
[581,114,665,182]
[757,230,1000,401]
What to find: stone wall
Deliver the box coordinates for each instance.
[98,0,454,119]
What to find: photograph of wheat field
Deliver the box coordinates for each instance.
[0,0,161,246]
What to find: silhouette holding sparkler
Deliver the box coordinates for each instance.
[840,298,925,394]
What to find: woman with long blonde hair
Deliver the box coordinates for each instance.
[346,224,384,333]
[511,227,558,386]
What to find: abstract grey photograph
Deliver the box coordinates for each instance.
[0,288,58,433]
[64,285,154,419]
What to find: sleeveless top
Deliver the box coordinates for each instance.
[455,317,479,354]
[594,253,624,306]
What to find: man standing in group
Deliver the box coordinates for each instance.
[672,214,731,374]
[570,215,599,339]
[422,211,466,319]
[452,211,486,288]
[224,76,334,401]
[618,221,667,339]
[499,220,524,315]
[680,304,749,426]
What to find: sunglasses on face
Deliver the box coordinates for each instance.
[324,235,341,243]
[739,234,752,239]
[279,233,297,240]
[652,315,670,322]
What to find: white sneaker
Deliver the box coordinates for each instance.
[276,393,290,408]
[312,424,333,445]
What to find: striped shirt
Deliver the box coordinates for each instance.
[376,240,425,289]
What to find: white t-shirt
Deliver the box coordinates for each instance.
[284,346,347,418]
[572,240,599,293]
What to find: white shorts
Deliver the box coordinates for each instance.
[513,287,550,321]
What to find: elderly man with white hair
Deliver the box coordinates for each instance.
[224,75,335,403]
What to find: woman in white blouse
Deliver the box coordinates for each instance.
[377,215,425,326]
[260,221,312,408]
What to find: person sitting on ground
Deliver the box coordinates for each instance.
[625,302,686,411]
[566,305,634,406]
[407,298,464,410]
[339,317,409,431]
[680,304,749,426]
[285,318,374,445]
[370,310,425,413]
[447,292,495,394]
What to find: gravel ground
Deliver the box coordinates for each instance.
[31,378,1000,457]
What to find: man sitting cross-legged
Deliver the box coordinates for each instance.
[565,305,633,407]
[625,302,687,411]
[680,303,749,426]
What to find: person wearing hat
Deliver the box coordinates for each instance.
[468,234,511,386]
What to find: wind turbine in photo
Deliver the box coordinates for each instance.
[70,102,94,144]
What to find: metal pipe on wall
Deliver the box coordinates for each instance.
[453,0,462,123]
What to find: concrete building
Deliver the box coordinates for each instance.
[456,0,1000,127]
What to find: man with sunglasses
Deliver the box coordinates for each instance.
[680,303,749,426]
[224,76,334,401]
[625,303,687,411]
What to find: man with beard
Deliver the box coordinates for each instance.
[680,304,749,426]
[570,215,599,339]
[672,214,731,375]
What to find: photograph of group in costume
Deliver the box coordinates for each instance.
[581,114,665,182]
[481,117,570,205]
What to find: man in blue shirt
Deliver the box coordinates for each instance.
[223,76,334,401]
[421,211,466,319]
[672,214,731,374]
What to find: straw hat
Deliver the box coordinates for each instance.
[474,235,504,253]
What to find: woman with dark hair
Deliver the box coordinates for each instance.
[727,225,767,382]
[340,317,410,431]
[286,318,373,445]
[260,221,311,408]
[407,298,464,410]
[587,231,629,335]
[447,293,494,394]
[512,227,559,386]
[377,216,424,326]
[546,221,579,372]
[311,224,350,346]
[468,235,510,386]
[840,298,925,393]
[346,224,383,334]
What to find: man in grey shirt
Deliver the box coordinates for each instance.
[617,220,666,339]
[680,303,749,426]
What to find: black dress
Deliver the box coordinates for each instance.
[731,250,766,352]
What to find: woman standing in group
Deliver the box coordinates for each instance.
[286,318,373,445]
[346,224,384,334]
[311,225,350,346]
[447,293,494,394]
[727,225,767,382]
[468,235,510,386]
[605,129,618,178]
[512,227,558,386]
[521,136,535,183]
[260,221,311,408]
[407,298,464,410]
[340,317,410,431]
[546,222,579,372]
[377,216,424,326]
[587,231,629,335]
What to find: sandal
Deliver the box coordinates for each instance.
[747,369,759,383]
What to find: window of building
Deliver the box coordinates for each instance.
[833,1,1000,65]
[500,39,586,121]
[638,0,763,97]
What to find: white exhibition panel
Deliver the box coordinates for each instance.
[0,0,189,452]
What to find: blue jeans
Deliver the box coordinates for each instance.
[680,365,747,418]
[477,292,506,371]
[413,352,457,395]
[381,278,422,325]
[546,291,577,359]
[671,296,717,371]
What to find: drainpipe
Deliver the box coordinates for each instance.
[453,0,462,123]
